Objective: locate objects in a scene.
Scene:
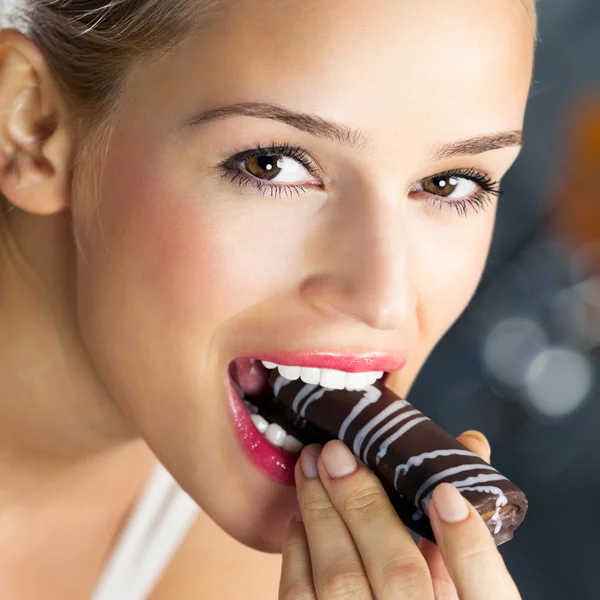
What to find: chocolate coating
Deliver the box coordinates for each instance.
[254,373,528,546]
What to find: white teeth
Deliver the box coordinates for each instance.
[320,368,346,390]
[282,435,305,452]
[260,362,386,392]
[365,374,378,386]
[277,365,301,380]
[300,367,321,385]
[345,371,370,391]
[244,401,305,453]
[250,413,269,434]
[264,423,287,446]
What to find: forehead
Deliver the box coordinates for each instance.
[132,0,534,150]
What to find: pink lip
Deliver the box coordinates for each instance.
[254,351,406,373]
[226,376,298,487]
[224,351,404,488]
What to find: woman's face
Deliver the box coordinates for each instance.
[73,0,534,551]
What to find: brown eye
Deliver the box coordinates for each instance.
[244,155,282,181]
[422,174,460,197]
[240,153,317,185]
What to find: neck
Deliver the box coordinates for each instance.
[0,206,139,506]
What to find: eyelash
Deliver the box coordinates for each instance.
[218,143,501,214]
[415,167,501,217]
[219,143,318,200]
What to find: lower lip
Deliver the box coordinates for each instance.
[226,376,299,487]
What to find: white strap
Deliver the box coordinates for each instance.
[90,462,200,600]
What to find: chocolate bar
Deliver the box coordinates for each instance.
[255,372,528,546]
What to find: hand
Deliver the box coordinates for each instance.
[279,431,521,600]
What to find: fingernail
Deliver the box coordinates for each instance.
[301,445,320,479]
[432,483,469,524]
[321,440,358,479]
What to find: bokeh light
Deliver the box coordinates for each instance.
[482,317,548,388]
[523,345,593,417]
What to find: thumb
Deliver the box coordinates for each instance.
[457,430,491,464]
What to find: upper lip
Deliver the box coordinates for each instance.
[249,351,406,373]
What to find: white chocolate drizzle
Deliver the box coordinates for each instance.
[375,416,430,466]
[299,387,328,417]
[394,449,479,486]
[339,386,382,442]
[352,399,409,456]
[274,375,292,399]
[291,383,318,412]
[271,376,512,536]
[415,465,503,510]
[362,409,422,463]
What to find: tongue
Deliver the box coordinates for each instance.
[231,358,270,396]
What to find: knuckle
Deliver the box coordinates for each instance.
[282,534,307,555]
[342,483,387,519]
[280,581,316,600]
[319,563,367,599]
[454,536,497,563]
[301,493,337,521]
[378,556,432,598]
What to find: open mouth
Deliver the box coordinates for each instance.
[228,357,391,456]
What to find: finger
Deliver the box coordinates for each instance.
[418,431,491,599]
[317,440,434,600]
[459,430,491,463]
[429,483,521,600]
[279,515,317,600]
[296,444,373,599]
[418,539,458,600]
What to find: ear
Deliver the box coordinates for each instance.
[0,29,73,215]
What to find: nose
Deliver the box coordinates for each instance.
[299,192,416,331]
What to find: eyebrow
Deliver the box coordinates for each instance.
[183,101,523,159]
[430,130,524,160]
[183,102,369,150]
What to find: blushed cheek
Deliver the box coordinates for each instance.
[91,158,303,334]
[110,201,236,328]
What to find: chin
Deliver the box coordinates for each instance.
[208,502,293,554]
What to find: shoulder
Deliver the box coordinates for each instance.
[149,509,283,599]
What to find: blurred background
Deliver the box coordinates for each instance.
[410,1,600,598]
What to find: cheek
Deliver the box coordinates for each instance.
[412,212,496,344]
[80,148,307,337]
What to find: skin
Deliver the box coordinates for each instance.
[0,0,534,597]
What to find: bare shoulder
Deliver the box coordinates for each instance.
[149,510,283,600]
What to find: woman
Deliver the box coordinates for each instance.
[0,0,537,598]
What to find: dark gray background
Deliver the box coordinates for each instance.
[409,2,600,598]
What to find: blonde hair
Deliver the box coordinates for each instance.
[2,1,221,131]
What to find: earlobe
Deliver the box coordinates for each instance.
[0,31,72,215]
